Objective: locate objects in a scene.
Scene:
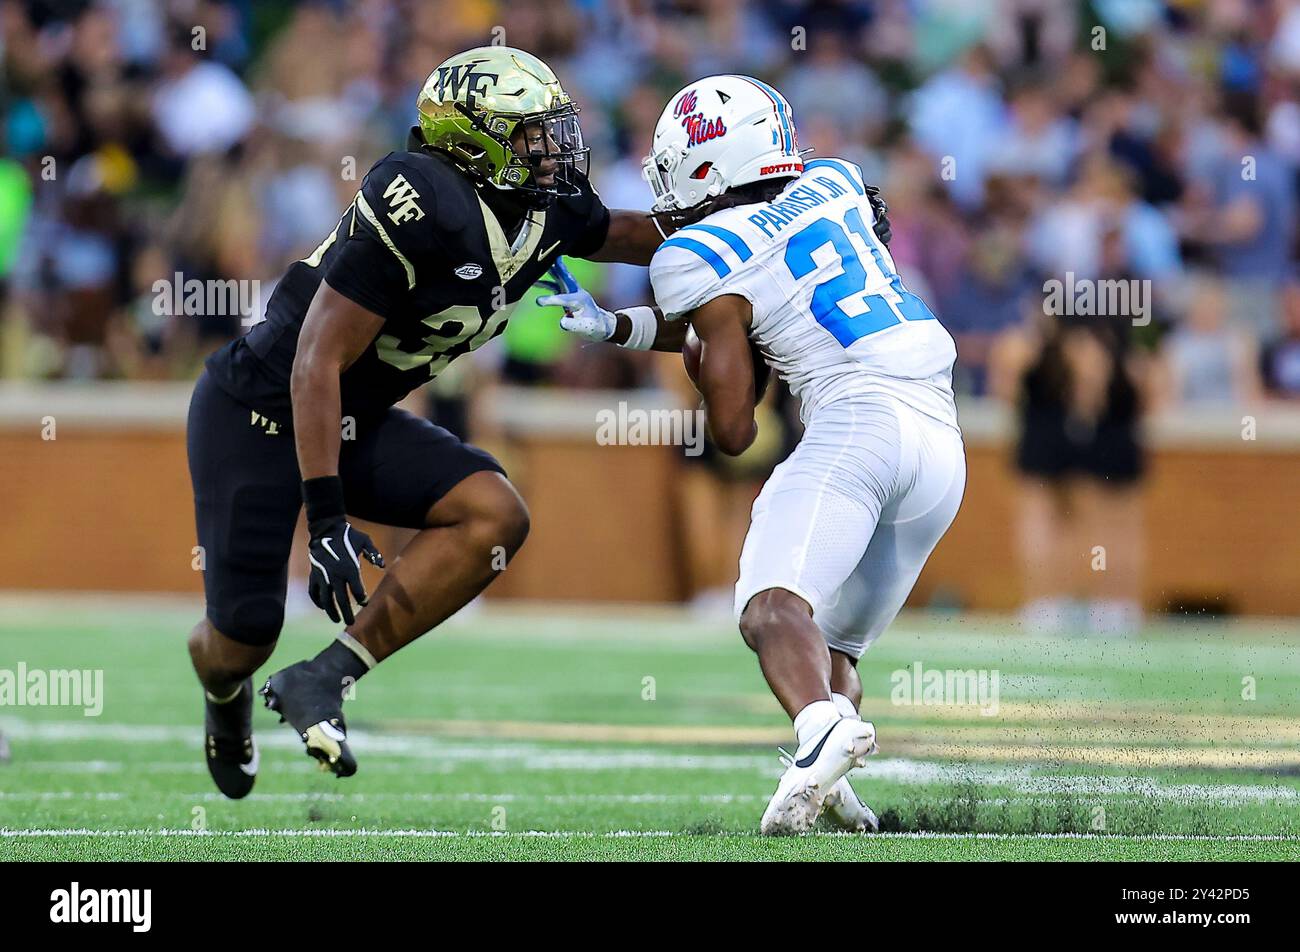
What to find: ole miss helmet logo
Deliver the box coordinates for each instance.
[674,88,726,148]
[682,113,727,147]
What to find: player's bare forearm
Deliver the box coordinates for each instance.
[609,306,688,352]
[291,282,386,480]
[690,295,758,456]
[291,355,345,481]
[586,209,662,265]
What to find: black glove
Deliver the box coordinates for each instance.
[302,476,384,625]
[866,184,892,246]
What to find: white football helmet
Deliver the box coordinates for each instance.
[643,75,806,222]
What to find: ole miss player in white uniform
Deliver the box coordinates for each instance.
[539,76,965,834]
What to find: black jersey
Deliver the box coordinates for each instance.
[205,137,610,421]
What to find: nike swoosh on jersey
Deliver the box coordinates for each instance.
[538,240,562,259]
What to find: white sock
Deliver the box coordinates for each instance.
[832,693,859,719]
[792,699,840,747]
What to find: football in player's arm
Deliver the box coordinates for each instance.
[545,75,955,837]
[537,186,890,458]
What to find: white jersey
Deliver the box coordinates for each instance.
[649,157,959,430]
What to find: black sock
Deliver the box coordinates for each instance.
[312,638,371,688]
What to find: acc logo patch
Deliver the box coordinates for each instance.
[454,263,484,280]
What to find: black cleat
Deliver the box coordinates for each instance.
[204,679,257,799]
[260,661,356,777]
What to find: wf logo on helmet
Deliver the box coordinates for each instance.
[435,63,498,107]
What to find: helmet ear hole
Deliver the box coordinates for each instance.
[690,161,713,180]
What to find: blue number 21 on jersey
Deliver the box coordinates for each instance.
[784,205,936,347]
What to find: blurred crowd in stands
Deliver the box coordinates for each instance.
[4,0,1300,408]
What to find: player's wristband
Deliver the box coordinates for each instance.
[302,475,346,526]
[616,306,658,351]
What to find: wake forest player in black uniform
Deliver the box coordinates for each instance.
[188,47,662,796]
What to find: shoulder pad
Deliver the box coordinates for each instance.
[650,220,755,319]
[352,154,451,285]
[801,157,866,196]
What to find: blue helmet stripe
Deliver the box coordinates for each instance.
[740,76,793,154]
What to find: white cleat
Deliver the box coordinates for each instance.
[822,775,880,833]
[760,717,878,836]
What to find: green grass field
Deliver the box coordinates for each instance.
[3,595,1299,861]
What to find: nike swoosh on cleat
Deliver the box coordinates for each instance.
[794,719,841,769]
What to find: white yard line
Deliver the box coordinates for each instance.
[0,718,780,770]
[5,718,1300,802]
[1,828,1297,842]
[0,791,760,804]
[0,792,126,801]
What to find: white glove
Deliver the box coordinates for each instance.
[536,288,617,343]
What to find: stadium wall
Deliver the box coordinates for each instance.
[2,383,1299,615]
